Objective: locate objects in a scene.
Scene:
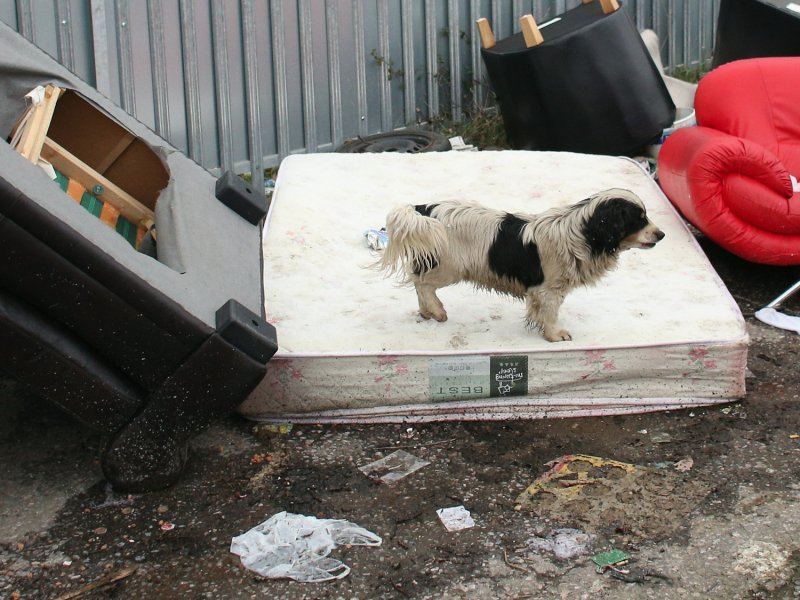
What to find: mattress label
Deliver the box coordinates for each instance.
[428,355,528,401]
[490,355,529,398]
[429,356,489,401]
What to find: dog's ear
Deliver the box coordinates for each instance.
[583,198,646,255]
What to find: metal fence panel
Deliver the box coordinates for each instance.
[1,0,718,189]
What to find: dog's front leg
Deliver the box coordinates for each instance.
[415,282,448,322]
[526,289,571,342]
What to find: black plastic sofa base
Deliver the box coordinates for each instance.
[0,174,277,491]
[0,288,144,432]
[0,286,276,492]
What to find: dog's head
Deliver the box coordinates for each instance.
[582,189,664,255]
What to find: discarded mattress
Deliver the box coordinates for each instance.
[240,151,748,423]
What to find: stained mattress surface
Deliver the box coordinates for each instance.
[241,151,748,422]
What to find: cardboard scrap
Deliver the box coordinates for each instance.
[515,454,711,538]
[516,454,636,503]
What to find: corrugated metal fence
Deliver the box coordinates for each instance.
[1,0,718,189]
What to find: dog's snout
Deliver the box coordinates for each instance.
[655,229,665,241]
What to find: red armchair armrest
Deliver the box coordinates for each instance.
[659,126,800,265]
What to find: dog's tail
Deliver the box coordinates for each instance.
[378,205,448,280]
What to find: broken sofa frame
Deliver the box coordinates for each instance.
[0,20,276,492]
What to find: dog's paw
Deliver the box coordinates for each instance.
[544,328,572,342]
[420,309,448,322]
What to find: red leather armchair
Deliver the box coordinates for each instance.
[658,57,800,266]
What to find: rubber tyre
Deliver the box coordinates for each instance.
[337,129,451,153]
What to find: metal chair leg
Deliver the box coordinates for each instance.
[765,279,800,309]
[755,279,800,334]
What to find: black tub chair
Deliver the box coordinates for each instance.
[477,0,674,156]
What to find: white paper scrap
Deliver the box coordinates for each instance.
[436,505,475,531]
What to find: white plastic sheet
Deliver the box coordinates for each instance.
[230,511,382,582]
[358,449,430,484]
[755,308,800,334]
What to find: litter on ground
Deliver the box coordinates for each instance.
[525,528,594,560]
[230,511,382,583]
[591,549,631,573]
[436,506,475,531]
[358,449,430,484]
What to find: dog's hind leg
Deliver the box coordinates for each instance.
[526,288,571,342]
[415,282,448,322]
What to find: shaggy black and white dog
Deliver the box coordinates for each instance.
[378,188,664,342]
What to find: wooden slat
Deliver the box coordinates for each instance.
[599,0,620,13]
[19,85,62,163]
[475,18,496,49]
[41,137,155,228]
[584,0,620,13]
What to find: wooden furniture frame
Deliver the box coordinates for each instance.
[13,85,154,244]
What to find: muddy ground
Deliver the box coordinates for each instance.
[1,238,800,600]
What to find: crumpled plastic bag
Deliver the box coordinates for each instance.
[230,511,382,582]
[526,528,593,560]
[364,227,389,251]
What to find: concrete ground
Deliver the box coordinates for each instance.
[1,237,799,600]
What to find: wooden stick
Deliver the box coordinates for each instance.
[503,549,529,573]
[583,0,620,12]
[41,137,155,227]
[519,15,543,48]
[475,18,495,49]
[599,0,620,13]
[54,566,137,600]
